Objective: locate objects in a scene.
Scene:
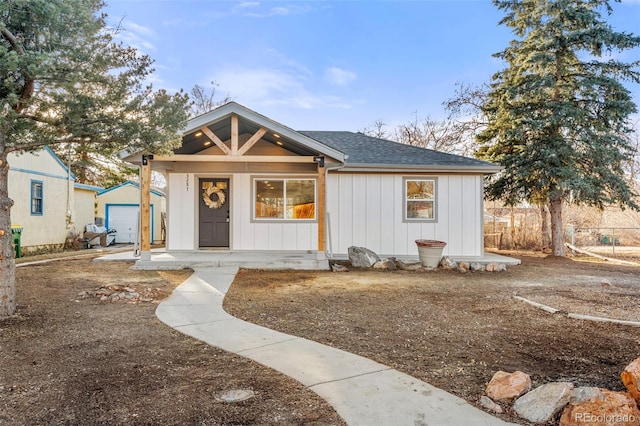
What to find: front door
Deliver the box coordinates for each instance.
[199,178,230,247]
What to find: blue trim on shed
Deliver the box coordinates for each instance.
[43,146,76,180]
[99,181,164,198]
[74,183,104,192]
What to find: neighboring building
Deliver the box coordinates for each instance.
[96,181,165,244]
[124,102,501,259]
[9,146,102,254]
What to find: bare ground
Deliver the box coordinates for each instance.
[224,253,640,425]
[1,258,344,426]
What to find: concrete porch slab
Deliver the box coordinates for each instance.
[94,249,330,271]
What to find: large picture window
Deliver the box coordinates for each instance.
[254,178,316,221]
[404,178,436,221]
[31,180,43,216]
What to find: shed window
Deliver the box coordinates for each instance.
[254,178,316,220]
[31,180,44,215]
[405,178,436,221]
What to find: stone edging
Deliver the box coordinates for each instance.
[514,295,640,328]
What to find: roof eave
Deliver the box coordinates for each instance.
[338,163,503,174]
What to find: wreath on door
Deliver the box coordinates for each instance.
[202,186,226,209]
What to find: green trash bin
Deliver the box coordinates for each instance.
[11,226,22,258]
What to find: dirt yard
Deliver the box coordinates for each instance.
[224,253,640,425]
[1,258,344,425]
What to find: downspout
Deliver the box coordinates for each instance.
[66,145,73,228]
[134,164,142,257]
[324,158,346,259]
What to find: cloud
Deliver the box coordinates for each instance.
[242,3,313,18]
[324,67,357,86]
[115,20,157,52]
[212,67,353,110]
[237,2,260,8]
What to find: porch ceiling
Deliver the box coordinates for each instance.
[178,115,318,157]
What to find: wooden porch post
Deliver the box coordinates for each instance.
[317,161,325,254]
[140,155,152,261]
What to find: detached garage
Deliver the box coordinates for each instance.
[97,181,165,244]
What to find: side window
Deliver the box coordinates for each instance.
[31,180,44,216]
[404,178,436,221]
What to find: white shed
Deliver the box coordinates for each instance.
[96,181,165,244]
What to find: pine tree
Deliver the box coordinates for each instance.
[0,0,189,316]
[478,0,640,256]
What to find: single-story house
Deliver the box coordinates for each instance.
[123,102,501,261]
[97,181,165,244]
[9,146,103,254]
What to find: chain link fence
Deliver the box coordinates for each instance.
[566,226,640,258]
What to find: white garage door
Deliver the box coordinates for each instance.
[107,205,153,244]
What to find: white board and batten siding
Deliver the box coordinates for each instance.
[232,174,317,251]
[325,173,484,257]
[166,173,196,250]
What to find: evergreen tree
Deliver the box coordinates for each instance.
[478,0,640,256]
[0,0,189,316]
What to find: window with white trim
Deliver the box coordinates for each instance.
[404,178,436,221]
[31,180,44,215]
[254,178,316,220]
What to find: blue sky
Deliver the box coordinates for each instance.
[105,0,640,132]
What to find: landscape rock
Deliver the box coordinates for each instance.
[439,256,458,270]
[458,261,470,271]
[479,395,504,414]
[373,258,397,270]
[470,262,485,271]
[395,259,422,271]
[348,246,380,268]
[331,264,349,272]
[560,389,640,426]
[514,382,573,424]
[79,285,161,304]
[570,387,605,405]
[486,263,498,272]
[486,370,532,402]
[496,263,507,272]
[622,357,640,403]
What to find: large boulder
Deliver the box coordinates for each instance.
[560,389,640,426]
[513,382,573,423]
[570,387,606,405]
[486,370,532,402]
[622,357,640,403]
[348,246,380,268]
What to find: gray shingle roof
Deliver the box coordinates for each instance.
[299,131,500,172]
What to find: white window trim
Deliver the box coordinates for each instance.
[251,176,317,223]
[403,177,438,223]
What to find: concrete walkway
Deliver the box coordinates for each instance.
[156,266,515,426]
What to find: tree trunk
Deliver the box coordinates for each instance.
[540,204,552,252]
[548,196,565,256]
[0,131,16,316]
